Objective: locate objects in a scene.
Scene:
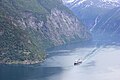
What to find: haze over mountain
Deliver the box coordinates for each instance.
[63,0,120,42]
[1,1,120,80]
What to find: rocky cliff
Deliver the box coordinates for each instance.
[0,0,91,64]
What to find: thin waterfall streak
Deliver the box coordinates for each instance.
[90,16,99,32]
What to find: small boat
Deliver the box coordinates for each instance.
[74,59,82,65]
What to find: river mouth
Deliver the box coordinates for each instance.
[0,42,120,80]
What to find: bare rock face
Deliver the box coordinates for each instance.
[0,0,91,64]
[46,9,90,45]
[19,9,90,45]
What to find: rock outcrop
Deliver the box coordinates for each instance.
[0,0,91,64]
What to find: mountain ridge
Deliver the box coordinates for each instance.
[0,0,91,64]
[63,0,120,42]
[63,0,120,8]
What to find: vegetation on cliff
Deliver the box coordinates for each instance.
[0,0,91,64]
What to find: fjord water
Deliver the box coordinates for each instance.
[0,42,120,80]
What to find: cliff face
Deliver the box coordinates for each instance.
[0,0,91,64]
[93,7,120,42]
[63,0,120,43]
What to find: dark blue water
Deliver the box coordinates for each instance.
[0,65,63,80]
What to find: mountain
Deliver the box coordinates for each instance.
[93,7,120,42]
[63,0,120,43]
[63,0,120,8]
[0,0,91,64]
[63,0,120,30]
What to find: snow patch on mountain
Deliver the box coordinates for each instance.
[63,0,75,3]
[102,0,119,3]
[63,0,120,8]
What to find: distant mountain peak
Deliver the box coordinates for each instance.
[63,0,120,8]
[102,0,119,3]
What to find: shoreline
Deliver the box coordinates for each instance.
[0,59,45,65]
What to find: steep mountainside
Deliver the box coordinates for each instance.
[0,0,91,64]
[63,0,120,30]
[63,0,120,43]
[93,7,120,42]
